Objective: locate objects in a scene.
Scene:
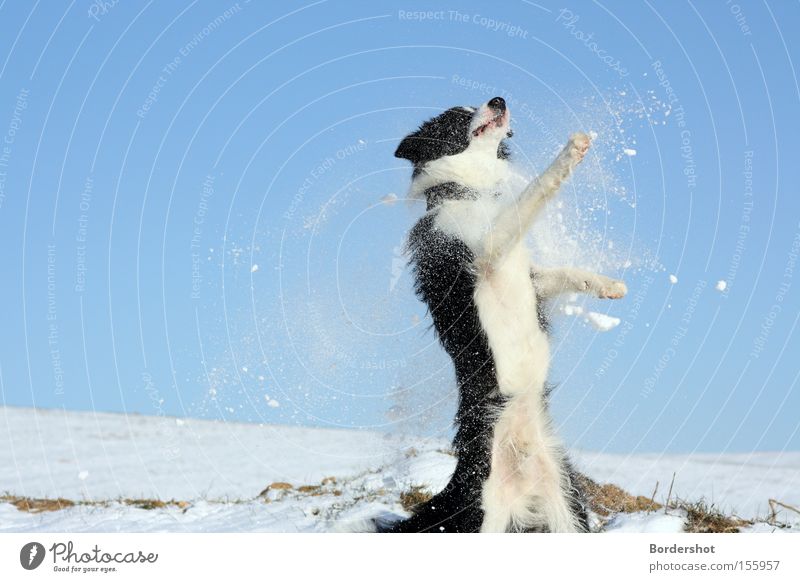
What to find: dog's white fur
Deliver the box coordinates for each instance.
[426,115,624,532]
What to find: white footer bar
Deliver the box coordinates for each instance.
[1,533,797,581]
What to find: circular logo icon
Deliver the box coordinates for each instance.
[20,542,46,570]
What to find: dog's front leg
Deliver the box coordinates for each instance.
[533,267,627,300]
[479,133,591,265]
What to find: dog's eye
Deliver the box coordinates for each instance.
[506,130,514,138]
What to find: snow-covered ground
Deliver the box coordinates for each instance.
[0,406,797,533]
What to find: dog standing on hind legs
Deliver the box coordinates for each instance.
[374,97,627,533]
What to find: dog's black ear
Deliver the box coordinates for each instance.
[394,132,420,162]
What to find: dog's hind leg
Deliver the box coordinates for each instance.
[480,397,586,533]
[533,267,627,300]
[477,133,591,266]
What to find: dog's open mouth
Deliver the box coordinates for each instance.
[472,111,507,137]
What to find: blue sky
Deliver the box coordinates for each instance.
[0,0,798,454]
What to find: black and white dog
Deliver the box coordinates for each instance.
[378,97,626,533]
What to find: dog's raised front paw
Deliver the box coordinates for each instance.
[598,280,627,299]
[568,132,592,163]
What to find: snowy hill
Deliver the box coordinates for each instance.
[0,407,797,533]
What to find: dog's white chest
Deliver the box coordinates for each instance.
[411,149,512,200]
[473,244,549,396]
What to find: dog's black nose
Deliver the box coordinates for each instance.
[488,97,506,111]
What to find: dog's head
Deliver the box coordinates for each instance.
[395,97,512,168]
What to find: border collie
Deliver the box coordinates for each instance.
[377,97,627,533]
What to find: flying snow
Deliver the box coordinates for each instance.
[560,304,621,332]
[586,312,621,332]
